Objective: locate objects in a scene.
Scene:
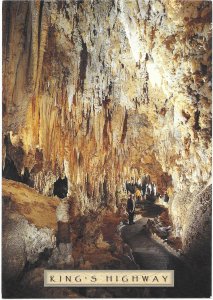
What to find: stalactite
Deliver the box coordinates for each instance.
[120,110,128,143]
[30,1,40,90]
[35,3,49,94]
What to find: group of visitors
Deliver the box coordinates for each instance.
[125,175,170,225]
[125,176,157,202]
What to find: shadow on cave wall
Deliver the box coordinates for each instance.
[3,134,33,187]
[3,158,33,187]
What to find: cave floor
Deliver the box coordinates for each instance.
[2,179,211,298]
[121,212,210,298]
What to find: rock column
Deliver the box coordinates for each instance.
[48,199,74,267]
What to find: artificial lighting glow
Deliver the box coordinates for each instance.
[146,62,162,88]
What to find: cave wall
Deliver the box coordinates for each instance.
[2,179,59,281]
[2,0,212,253]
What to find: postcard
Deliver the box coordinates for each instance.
[2,0,211,298]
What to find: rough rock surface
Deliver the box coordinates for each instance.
[56,199,70,222]
[2,178,60,229]
[183,184,212,262]
[2,214,56,281]
[2,0,212,259]
[2,179,59,281]
[48,243,74,268]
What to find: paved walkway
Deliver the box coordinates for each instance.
[120,217,200,297]
[122,218,175,269]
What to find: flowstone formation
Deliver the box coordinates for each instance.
[2,0,211,272]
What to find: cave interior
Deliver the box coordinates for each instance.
[2,0,212,298]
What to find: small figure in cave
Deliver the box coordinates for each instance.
[148,182,152,193]
[150,182,156,201]
[135,188,142,205]
[126,194,135,225]
[153,183,157,196]
[128,180,136,194]
[150,182,154,198]
[136,179,142,191]
[164,191,169,203]
[145,183,151,196]
[142,181,146,196]
[125,181,129,194]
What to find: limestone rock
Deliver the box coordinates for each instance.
[56,199,70,222]
[48,243,74,268]
[2,214,56,280]
[2,179,58,280]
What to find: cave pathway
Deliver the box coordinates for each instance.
[120,212,199,297]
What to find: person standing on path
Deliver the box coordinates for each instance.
[135,188,142,203]
[126,194,135,225]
